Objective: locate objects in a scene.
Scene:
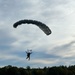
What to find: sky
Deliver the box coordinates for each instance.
[0,0,75,68]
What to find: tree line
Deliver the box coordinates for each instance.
[0,65,75,75]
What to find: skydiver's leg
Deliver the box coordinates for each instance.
[28,56,30,60]
[28,57,30,60]
[27,56,30,60]
[26,57,27,59]
[29,57,30,60]
[26,56,28,59]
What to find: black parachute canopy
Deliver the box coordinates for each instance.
[13,19,52,35]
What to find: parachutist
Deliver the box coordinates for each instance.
[26,50,32,60]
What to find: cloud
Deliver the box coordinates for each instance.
[0,0,75,67]
[48,40,75,58]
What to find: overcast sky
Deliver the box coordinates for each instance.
[0,0,75,68]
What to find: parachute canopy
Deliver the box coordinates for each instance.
[13,19,52,35]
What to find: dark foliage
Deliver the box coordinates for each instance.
[0,65,75,75]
